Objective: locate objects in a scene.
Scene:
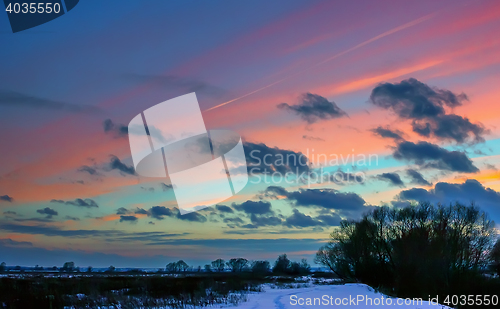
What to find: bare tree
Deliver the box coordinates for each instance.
[226,258,248,272]
[211,259,225,272]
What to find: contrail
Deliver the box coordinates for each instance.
[205,13,435,112]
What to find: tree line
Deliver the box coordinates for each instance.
[168,255,310,275]
[0,254,311,275]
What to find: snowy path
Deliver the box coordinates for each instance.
[232,284,451,309]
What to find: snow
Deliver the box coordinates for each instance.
[230,284,451,309]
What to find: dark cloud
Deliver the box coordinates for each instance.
[244,142,310,175]
[268,186,366,212]
[0,238,33,247]
[370,78,485,143]
[278,93,347,123]
[114,231,190,243]
[223,217,244,224]
[263,186,371,220]
[285,209,323,228]
[109,155,136,175]
[3,211,17,216]
[233,200,273,215]
[36,207,58,218]
[302,135,325,142]
[119,215,138,223]
[64,216,80,221]
[145,206,207,222]
[179,211,207,223]
[148,206,175,220]
[393,141,478,173]
[134,208,148,215]
[161,183,173,191]
[103,119,128,138]
[240,224,258,229]
[0,195,13,202]
[485,163,497,170]
[12,217,54,223]
[398,188,434,202]
[77,165,98,175]
[422,114,486,143]
[264,186,289,197]
[376,172,405,187]
[51,198,99,208]
[282,210,342,228]
[216,205,234,213]
[370,78,465,119]
[370,126,403,140]
[0,91,99,113]
[397,179,500,222]
[225,197,343,229]
[116,207,129,215]
[249,213,282,227]
[406,169,431,186]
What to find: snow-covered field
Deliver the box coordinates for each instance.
[231,284,451,309]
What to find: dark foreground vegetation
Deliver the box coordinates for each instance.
[0,272,268,309]
[0,254,315,309]
[315,202,500,308]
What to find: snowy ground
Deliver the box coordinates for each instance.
[231,284,452,309]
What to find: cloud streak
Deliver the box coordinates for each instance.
[0,91,99,113]
[205,13,435,111]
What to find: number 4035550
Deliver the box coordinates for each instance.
[6,3,61,14]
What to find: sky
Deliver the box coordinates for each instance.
[1,0,500,268]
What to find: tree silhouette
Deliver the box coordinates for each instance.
[315,202,496,298]
[251,260,271,274]
[272,254,290,274]
[166,260,189,273]
[211,259,225,272]
[226,258,248,272]
[62,262,75,272]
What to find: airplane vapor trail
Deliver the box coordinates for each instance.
[204,13,435,112]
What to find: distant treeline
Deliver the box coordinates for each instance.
[0,254,312,275]
[0,258,325,308]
